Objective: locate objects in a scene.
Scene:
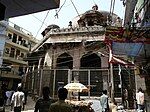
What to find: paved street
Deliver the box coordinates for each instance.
[5,96,103,112]
[5,96,35,112]
[4,96,137,112]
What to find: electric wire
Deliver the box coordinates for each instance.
[12,0,48,27]
[111,0,116,16]
[55,0,67,18]
[35,10,50,37]
[70,0,80,17]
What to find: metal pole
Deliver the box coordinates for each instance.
[39,69,43,97]
[110,63,114,102]
[52,69,56,98]
[88,70,90,98]
[118,64,123,103]
[68,69,71,83]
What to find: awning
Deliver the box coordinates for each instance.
[0,0,60,20]
[112,42,143,56]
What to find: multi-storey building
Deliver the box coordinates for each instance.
[124,0,150,110]
[0,20,39,90]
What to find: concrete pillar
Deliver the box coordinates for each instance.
[73,47,81,82]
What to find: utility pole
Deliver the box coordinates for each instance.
[110,63,114,102]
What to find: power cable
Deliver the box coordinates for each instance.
[111,0,116,16]
[92,0,96,4]
[11,0,51,30]
[35,10,50,37]
[70,0,80,17]
[110,0,113,15]
[55,0,67,18]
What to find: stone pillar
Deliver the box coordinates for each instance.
[73,47,81,82]
[73,48,80,69]
[44,50,52,67]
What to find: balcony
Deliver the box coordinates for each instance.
[0,66,22,79]
[6,41,29,51]
[3,56,27,65]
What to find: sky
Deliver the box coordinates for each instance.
[9,0,125,40]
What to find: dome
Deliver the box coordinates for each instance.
[41,24,60,37]
[47,24,60,29]
[72,5,122,27]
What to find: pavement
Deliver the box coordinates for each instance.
[5,96,35,112]
[4,96,138,112]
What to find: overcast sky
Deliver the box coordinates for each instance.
[9,0,125,40]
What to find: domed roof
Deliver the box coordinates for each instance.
[72,5,122,27]
[41,24,60,37]
[47,24,60,30]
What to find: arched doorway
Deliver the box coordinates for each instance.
[56,52,73,69]
[80,53,101,69]
[80,53,102,96]
[55,53,73,95]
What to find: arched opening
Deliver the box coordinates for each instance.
[88,20,94,26]
[80,53,101,69]
[80,53,102,96]
[56,53,73,69]
[55,53,73,95]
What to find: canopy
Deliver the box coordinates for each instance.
[0,0,60,20]
[64,82,89,92]
[112,42,143,56]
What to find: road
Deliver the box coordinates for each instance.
[5,96,35,112]
[4,96,119,112]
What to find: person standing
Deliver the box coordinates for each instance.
[136,88,145,112]
[5,89,12,106]
[0,84,7,111]
[11,86,25,112]
[100,90,109,112]
[49,88,72,112]
[34,86,54,112]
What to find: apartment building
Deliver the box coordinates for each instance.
[0,20,39,90]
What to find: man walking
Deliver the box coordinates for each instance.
[34,86,54,112]
[100,90,109,112]
[11,86,25,112]
[136,88,145,112]
[49,88,72,112]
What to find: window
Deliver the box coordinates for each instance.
[18,36,23,45]
[16,49,20,58]
[12,33,17,43]
[88,20,94,26]
[8,33,12,39]
[5,48,10,54]
[18,66,24,76]
[10,48,15,58]
[20,53,24,58]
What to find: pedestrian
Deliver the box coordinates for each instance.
[11,86,25,112]
[49,88,72,112]
[5,89,12,106]
[136,88,145,112]
[0,84,8,111]
[100,90,109,112]
[34,86,54,112]
[23,87,28,105]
